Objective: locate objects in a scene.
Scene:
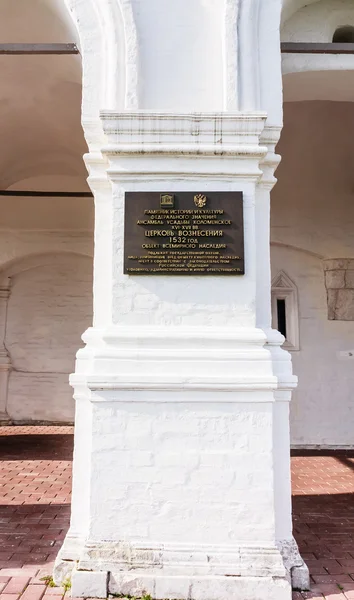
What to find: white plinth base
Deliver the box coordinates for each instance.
[71,571,291,600]
[278,539,310,591]
[72,570,108,598]
[107,573,291,600]
[57,536,291,600]
[55,324,298,600]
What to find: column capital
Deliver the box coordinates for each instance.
[259,125,282,190]
[100,111,268,181]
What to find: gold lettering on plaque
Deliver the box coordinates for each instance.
[124,192,244,275]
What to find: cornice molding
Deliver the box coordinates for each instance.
[259,125,282,188]
[70,325,284,396]
[100,111,268,159]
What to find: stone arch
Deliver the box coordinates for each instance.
[235,0,283,124]
[236,0,261,111]
[238,0,283,126]
[62,0,138,124]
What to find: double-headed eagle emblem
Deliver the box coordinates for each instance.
[194,194,207,208]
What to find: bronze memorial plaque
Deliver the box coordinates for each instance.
[124,192,244,275]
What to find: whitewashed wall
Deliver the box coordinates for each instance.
[0,0,93,423]
[4,251,93,422]
[0,200,93,423]
[271,100,354,447]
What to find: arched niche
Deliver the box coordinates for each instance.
[271,270,300,350]
[333,25,354,43]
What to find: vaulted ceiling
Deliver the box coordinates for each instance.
[0,0,88,192]
[281,0,354,102]
[282,0,321,23]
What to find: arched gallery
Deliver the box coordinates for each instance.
[1,0,353,450]
[0,0,93,424]
[0,0,353,598]
[273,0,354,447]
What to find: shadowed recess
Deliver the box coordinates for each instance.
[0,434,74,461]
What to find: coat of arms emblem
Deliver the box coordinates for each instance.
[194,194,207,208]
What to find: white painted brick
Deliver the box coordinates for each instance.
[133,293,159,310]
[87,401,276,545]
[189,466,235,487]
[1,245,93,422]
[130,451,154,467]
[155,451,200,469]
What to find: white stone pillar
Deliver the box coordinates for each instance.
[53,122,114,584]
[0,284,11,421]
[256,129,309,590]
[55,112,291,600]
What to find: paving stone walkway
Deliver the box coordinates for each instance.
[292,452,354,599]
[0,427,354,599]
[0,427,72,599]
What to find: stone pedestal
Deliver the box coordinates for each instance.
[54,112,296,599]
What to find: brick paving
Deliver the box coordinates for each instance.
[0,427,354,599]
[292,452,354,599]
[0,427,72,599]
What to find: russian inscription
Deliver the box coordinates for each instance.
[124,192,244,275]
